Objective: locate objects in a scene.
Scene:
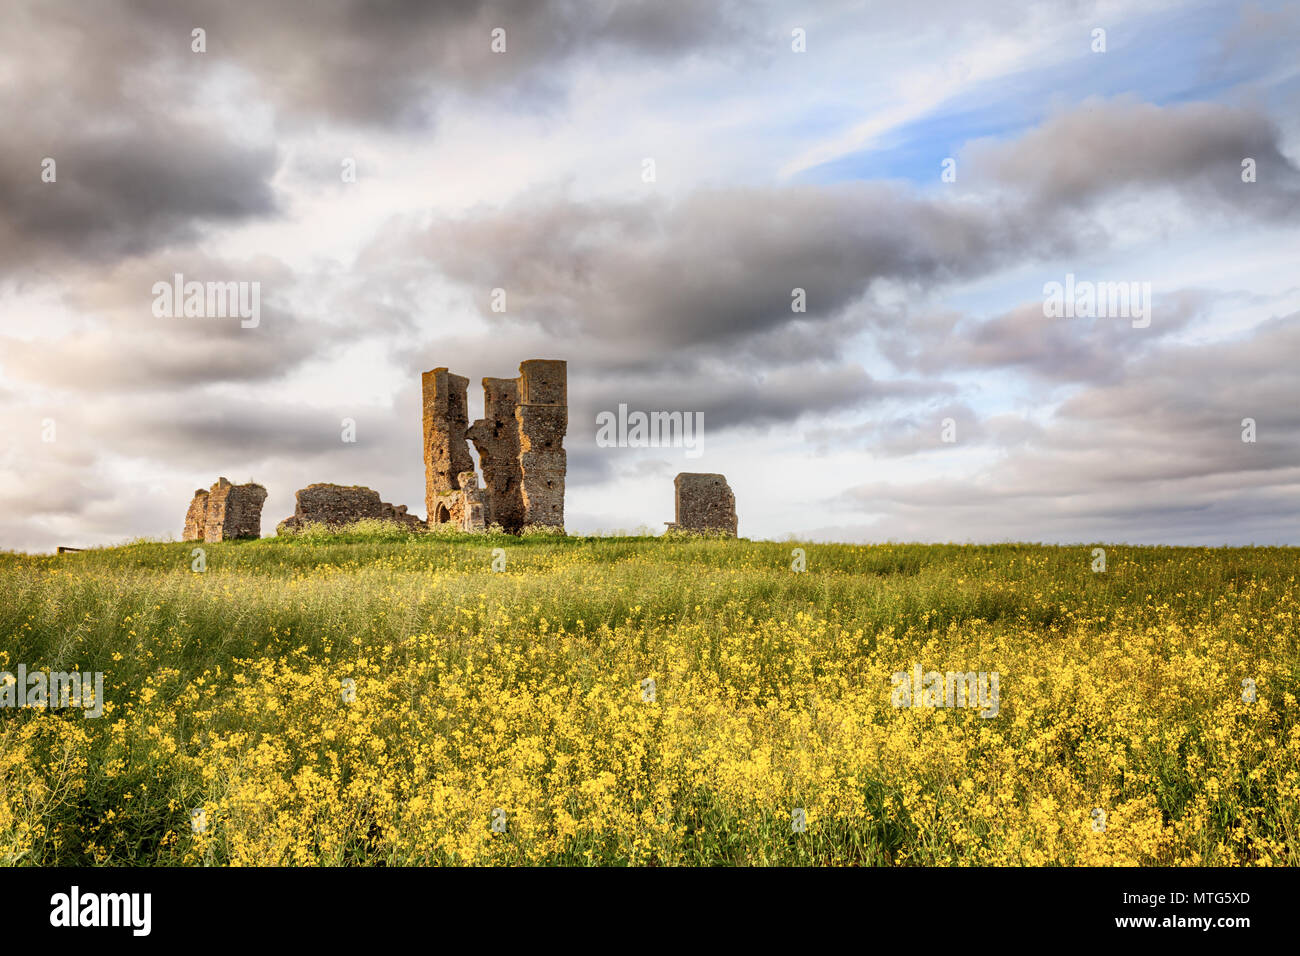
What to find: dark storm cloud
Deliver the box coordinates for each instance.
[6,0,759,129]
[964,97,1300,218]
[0,0,755,276]
[384,324,936,440]
[403,183,1056,352]
[83,393,420,469]
[0,122,279,274]
[0,4,284,275]
[368,96,1300,442]
[405,97,1299,357]
[1052,312,1300,482]
[574,362,888,432]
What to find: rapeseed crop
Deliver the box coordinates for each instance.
[1,534,1295,865]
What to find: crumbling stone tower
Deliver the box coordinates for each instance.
[465,377,524,532]
[422,368,475,525]
[423,359,567,532]
[182,477,268,542]
[515,359,567,529]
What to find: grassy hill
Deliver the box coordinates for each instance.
[2,531,1297,865]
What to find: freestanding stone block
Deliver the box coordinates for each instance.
[665,473,737,537]
[182,489,210,541]
[202,477,268,542]
[515,361,567,529]
[423,368,474,525]
[276,483,424,534]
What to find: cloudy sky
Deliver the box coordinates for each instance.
[2,0,1298,552]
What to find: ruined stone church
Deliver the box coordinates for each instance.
[177,357,744,540]
[423,359,567,533]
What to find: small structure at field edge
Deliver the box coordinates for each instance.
[665,473,737,537]
[276,483,424,534]
[183,477,268,542]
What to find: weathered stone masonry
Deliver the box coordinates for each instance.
[422,367,475,526]
[465,377,523,532]
[181,360,572,540]
[515,359,567,530]
[276,483,424,534]
[182,489,209,541]
[423,359,567,532]
[182,477,267,542]
[665,472,737,537]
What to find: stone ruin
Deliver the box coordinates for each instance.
[182,491,209,541]
[182,477,268,542]
[276,483,425,534]
[424,359,567,533]
[665,472,737,537]
[175,365,749,547]
[178,359,578,540]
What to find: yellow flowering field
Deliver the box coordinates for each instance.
[1,531,1296,865]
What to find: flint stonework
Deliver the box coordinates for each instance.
[182,489,210,541]
[422,368,474,525]
[201,477,268,542]
[665,473,737,537]
[452,471,488,533]
[515,359,567,528]
[466,377,524,532]
[424,358,568,532]
[276,484,424,534]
